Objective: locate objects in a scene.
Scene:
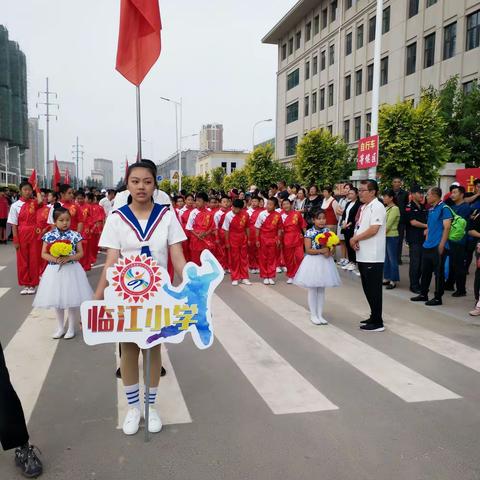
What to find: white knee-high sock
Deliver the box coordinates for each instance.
[307,288,319,318]
[316,287,325,320]
[55,308,65,331]
[67,307,79,333]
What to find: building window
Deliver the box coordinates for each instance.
[346,32,353,55]
[313,55,318,75]
[463,81,475,94]
[286,101,299,124]
[345,75,351,100]
[327,125,333,134]
[305,61,310,80]
[424,32,435,68]
[306,21,312,42]
[408,0,419,18]
[314,15,320,35]
[221,162,227,172]
[354,116,361,140]
[382,6,390,34]
[285,137,298,157]
[366,113,372,137]
[355,69,363,95]
[312,91,317,113]
[406,42,417,75]
[381,57,389,85]
[321,50,326,70]
[346,0,353,9]
[287,69,300,90]
[304,95,310,117]
[288,37,293,55]
[320,88,325,110]
[295,31,301,50]
[443,23,456,60]
[328,84,334,107]
[367,64,374,91]
[330,0,338,22]
[343,120,350,142]
[329,44,335,65]
[231,162,237,172]
[466,10,480,51]
[369,17,376,42]
[281,44,287,60]
[426,0,437,6]
[357,24,364,49]
[322,8,328,28]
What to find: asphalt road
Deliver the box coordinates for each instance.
[1,244,480,480]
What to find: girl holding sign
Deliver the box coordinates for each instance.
[95,161,187,436]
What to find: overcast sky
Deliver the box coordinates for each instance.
[2,0,294,183]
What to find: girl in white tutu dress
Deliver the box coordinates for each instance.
[294,210,341,325]
[33,206,93,339]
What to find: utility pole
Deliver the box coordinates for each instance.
[37,77,59,187]
[71,137,84,188]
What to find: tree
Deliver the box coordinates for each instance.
[158,179,172,194]
[210,167,226,192]
[192,173,210,194]
[180,176,194,194]
[378,96,450,187]
[223,168,249,192]
[245,144,280,191]
[294,129,350,186]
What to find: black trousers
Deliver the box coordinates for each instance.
[420,248,446,300]
[397,223,406,263]
[0,343,29,451]
[408,242,423,290]
[357,262,384,326]
[344,230,356,263]
[445,242,467,294]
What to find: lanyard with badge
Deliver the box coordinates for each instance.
[355,204,367,233]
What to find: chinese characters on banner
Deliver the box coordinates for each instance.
[357,135,379,170]
[455,168,480,193]
[81,250,223,350]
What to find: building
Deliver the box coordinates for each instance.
[157,149,200,180]
[47,160,76,184]
[93,158,113,187]
[199,124,223,152]
[196,150,248,176]
[262,0,480,163]
[90,169,104,184]
[254,137,276,152]
[24,118,45,179]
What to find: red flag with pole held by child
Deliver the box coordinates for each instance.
[53,157,61,191]
[27,169,40,194]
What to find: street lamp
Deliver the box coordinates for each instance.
[160,96,183,191]
[252,119,273,151]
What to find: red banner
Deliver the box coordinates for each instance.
[357,135,379,170]
[455,168,480,194]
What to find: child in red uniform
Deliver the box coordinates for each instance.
[186,192,216,266]
[0,188,10,244]
[213,196,231,271]
[247,195,262,274]
[88,193,106,265]
[7,182,43,294]
[281,198,307,284]
[48,184,84,234]
[223,199,251,286]
[179,194,195,262]
[255,197,283,285]
[76,190,92,271]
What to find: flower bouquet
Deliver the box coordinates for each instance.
[48,240,73,270]
[314,231,340,250]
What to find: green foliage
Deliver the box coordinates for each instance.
[245,144,278,190]
[192,173,210,194]
[158,179,172,194]
[210,167,226,191]
[294,129,351,186]
[180,175,194,194]
[378,96,450,187]
[223,168,249,192]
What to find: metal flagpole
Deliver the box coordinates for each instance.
[136,86,143,162]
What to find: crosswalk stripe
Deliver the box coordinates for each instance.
[0,287,9,299]
[116,347,191,428]
[0,266,6,272]
[4,309,60,424]
[241,284,461,403]
[213,295,338,414]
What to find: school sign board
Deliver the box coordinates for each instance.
[357,135,379,170]
[81,250,224,350]
[456,168,480,193]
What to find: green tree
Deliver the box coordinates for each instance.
[223,168,249,192]
[210,167,226,191]
[158,179,172,194]
[245,144,280,191]
[179,176,194,194]
[192,173,210,194]
[378,96,450,187]
[294,129,350,186]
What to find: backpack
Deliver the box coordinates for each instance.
[443,205,467,242]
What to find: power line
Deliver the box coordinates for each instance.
[71,136,84,188]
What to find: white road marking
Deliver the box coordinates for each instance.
[91,263,105,270]
[0,287,10,299]
[4,309,60,424]
[0,266,6,272]
[213,295,338,414]
[116,347,191,428]
[241,285,461,403]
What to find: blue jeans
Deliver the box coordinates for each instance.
[384,236,400,282]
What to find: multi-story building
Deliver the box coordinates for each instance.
[94,158,113,187]
[262,0,480,163]
[199,124,223,152]
[196,150,248,176]
[157,149,200,181]
[24,118,45,179]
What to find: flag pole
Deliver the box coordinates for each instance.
[136,86,143,162]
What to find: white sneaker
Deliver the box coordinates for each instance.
[281,267,287,273]
[254,269,260,274]
[345,263,356,271]
[268,278,275,285]
[122,407,141,435]
[64,329,76,340]
[27,287,37,294]
[286,278,293,284]
[145,405,163,433]
[276,267,282,273]
[310,316,322,325]
[263,279,270,285]
[316,317,328,325]
[232,280,239,286]
[241,279,252,285]
[52,329,65,339]
[353,268,361,277]
[20,287,29,295]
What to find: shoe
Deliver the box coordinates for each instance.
[263,279,269,285]
[268,278,275,285]
[64,329,76,340]
[27,287,37,295]
[360,319,371,324]
[310,315,321,325]
[255,269,260,274]
[161,366,167,377]
[241,279,252,285]
[145,405,163,433]
[411,295,428,302]
[469,308,480,316]
[316,317,328,325]
[20,287,29,295]
[452,291,467,297]
[382,280,390,286]
[353,268,361,277]
[116,367,122,379]
[231,280,239,286]
[52,329,65,339]
[276,267,282,273]
[286,278,293,284]
[338,258,348,266]
[425,298,442,306]
[360,323,385,332]
[281,267,287,273]
[122,407,141,435]
[386,282,396,290]
[15,444,43,478]
[410,287,421,294]
[345,263,356,271]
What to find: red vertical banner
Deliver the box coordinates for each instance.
[357,135,379,170]
[28,169,40,193]
[53,156,61,191]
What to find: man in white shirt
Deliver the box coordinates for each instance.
[350,180,386,332]
[99,189,116,216]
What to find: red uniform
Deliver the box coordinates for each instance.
[78,202,92,271]
[89,203,106,265]
[35,204,51,274]
[61,201,83,231]
[281,210,306,279]
[180,206,194,262]
[323,197,338,226]
[186,207,216,266]
[256,210,283,279]
[247,207,262,270]
[223,210,249,281]
[214,208,230,270]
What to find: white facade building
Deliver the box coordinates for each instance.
[196,151,248,176]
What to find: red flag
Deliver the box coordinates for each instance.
[65,168,70,185]
[53,156,61,191]
[28,169,40,194]
[116,0,162,86]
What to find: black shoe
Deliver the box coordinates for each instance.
[386,282,396,290]
[382,280,390,286]
[452,291,467,298]
[115,367,121,379]
[360,318,372,324]
[161,366,167,377]
[410,287,421,294]
[425,298,442,306]
[360,323,385,332]
[411,295,428,302]
[15,444,43,478]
